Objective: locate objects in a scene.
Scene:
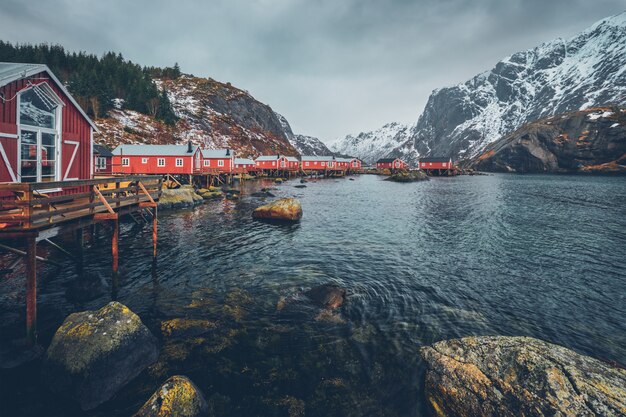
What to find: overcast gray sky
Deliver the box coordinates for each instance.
[0,0,624,142]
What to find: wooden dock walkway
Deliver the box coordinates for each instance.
[0,175,163,346]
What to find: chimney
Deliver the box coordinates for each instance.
[226,148,230,156]
[187,140,193,153]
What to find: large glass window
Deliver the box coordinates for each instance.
[18,85,60,183]
[19,87,57,129]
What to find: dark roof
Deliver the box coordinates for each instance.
[419,157,451,163]
[377,158,399,163]
[93,144,113,157]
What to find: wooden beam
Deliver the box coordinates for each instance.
[25,235,37,346]
[92,185,115,214]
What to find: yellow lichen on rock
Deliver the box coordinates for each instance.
[252,198,302,222]
[134,375,207,417]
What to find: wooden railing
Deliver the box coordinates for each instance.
[0,175,162,231]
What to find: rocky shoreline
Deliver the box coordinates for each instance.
[28,296,625,417]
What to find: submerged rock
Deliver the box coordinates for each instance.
[304,284,346,310]
[161,318,217,339]
[134,375,208,417]
[385,170,429,182]
[252,198,302,222]
[41,302,158,410]
[197,189,223,200]
[159,186,204,208]
[421,336,626,417]
[251,191,275,198]
[294,184,307,188]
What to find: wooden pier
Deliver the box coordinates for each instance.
[0,175,162,346]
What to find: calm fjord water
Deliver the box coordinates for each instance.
[1,174,625,416]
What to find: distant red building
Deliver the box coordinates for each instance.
[93,144,113,175]
[349,158,362,170]
[419,157,455,175]
[301,155,337,170]
[0,63,97,187]
[201,149,234,173]
[376,158,408,171]
[255,154,299,171]
[419,157,453,170]
[112,143,201,175]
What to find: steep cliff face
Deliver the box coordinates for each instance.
[395,12,626,163]
[471,107,626,174]
[95,75,298,157]
[331,122,412,165]
[274,112,334,156]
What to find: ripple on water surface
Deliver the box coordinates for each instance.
[0,174,625,417]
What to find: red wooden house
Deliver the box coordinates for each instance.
[93,144,113,175]
[418,157,453,170]
[234,157,256,172]
[201,149,234,173]
[0,63,97,188]
[301,155,337,170]
[255,154,299,171]
[112,143,201,175]
[349,158,362,170]
[376,158,408,171]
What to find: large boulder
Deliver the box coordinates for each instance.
[421,336,626,417]
[134,375,208,417]
[41,302,159,410]
[158,186,203,209]
[252,198,302,222]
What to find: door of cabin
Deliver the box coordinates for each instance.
[19,128,58,183]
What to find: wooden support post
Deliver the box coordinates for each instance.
[152,206,158,261]
[112,218,119,278]
[25,235,37,346]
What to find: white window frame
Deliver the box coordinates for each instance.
[321,162,326,167]
[16,84,64,186]
[176,158,183,167]
[96,157,107,170]
[121,157,130,167]
[305,161,309,166]
[272,161,276,166]
[218,159,224,167]
[142,157,148,164]
[157,158,165,167]
[204,160,210,167]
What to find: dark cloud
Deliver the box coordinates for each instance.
[0,0,623,141]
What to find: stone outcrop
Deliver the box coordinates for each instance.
[421,336,626,417]
[471,108,626,174]
[41,302,159,410]
[385,170,429,182]
[252,198,302,222]
[158,186,203,208]
[134,375,208,417]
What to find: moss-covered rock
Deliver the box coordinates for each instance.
[158,186,204,208]
[41,302,158,410]
[421,336,626,417]
[252,198,302,222]
[134,375,208,417]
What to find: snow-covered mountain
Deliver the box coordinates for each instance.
[96,75,299,158]
[392,12,626,163]
[335,12,626,165]
[274,111,334,156]
[331,122,412,165]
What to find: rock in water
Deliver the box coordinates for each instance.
[421,336,626,417]
[252,198,302,222]
[41,302,159,410]
[134,375,208,417]
[385,170,429,182]
[304,284,346,309]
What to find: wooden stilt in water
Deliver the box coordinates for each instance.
[25,234,37,346]
[112,217,119,277]
[152,207,158,261]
